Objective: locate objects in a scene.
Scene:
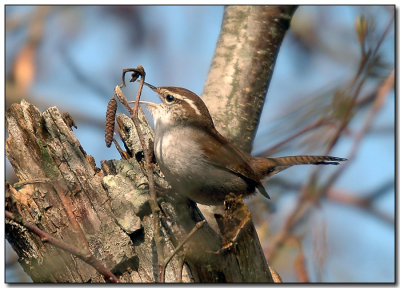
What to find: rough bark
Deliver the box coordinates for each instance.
[5,100,272,282]
[203,5,297,152]
[199,4,297,282]
[5,101,193,282]
[6,5,296,283]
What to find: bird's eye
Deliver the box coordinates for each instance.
[165,94,175,103]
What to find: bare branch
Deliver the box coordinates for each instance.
[266,69,394,261]
[202,5,297,152]
[5,210,119,283]
[118,66,165,282]
[161,220,206,282]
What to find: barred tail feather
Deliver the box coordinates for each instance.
[274,155,347,166]
[252,155,346,179]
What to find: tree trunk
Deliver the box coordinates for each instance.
[5,5,296,283]
[203,5,297,152]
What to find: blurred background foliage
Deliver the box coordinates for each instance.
[5,5,394,283]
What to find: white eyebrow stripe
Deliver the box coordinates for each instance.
[167,91,201,116]
[185,98,201,116]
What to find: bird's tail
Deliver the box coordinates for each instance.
[252,155,346,179]
[272,155,346,166]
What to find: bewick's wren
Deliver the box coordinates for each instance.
[139,82,345,205]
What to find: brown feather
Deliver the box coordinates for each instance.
[197,128,270,198]
[251,155,346,179]
[200,129,258,181]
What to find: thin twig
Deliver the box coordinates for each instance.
[115,85,133,114]
[353,13,393,89]
[325,14,393,153]
[177,256,185,283]
[120,66,165,282]
[131,67,145,117]
[256,118,326,157]
[371,13,394,58]
[112,138,129,160]
[327,189,394,225]
[267,71,369,261]
[120,68,139,88]
[326,180,394,226]
[5,210,119,283]
[293,236,309,282]
[13,178,53,189]
[322,69,394,190]
[326,76,367,152]
[161,220,206,282]
[14,178,122,283]
[266,199,309,261]
[266,69,394,262]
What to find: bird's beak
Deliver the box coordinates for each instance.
[130,81,159,113]
[128,100,158,110]
[139,100,158,109]
[142,81,158,92]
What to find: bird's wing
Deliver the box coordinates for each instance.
[197,128,270,199]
